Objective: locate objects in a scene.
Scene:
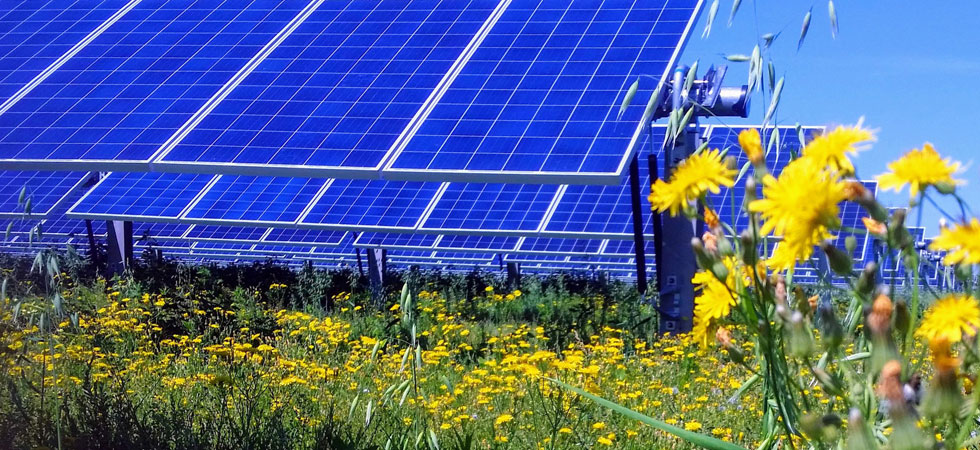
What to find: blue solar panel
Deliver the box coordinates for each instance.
[0,0,306,166]
[541,127,668,237]
[420,183,561,233]
[192,241,254,251]
[158,0,500,174]
[385,0,700,182]
[185,224,268,243]
[518,237,603,255]
[434,235,520,252]
[262,228,346,247]
[68,172,216,220]
[354,232,437,249]
[300,179,443,230]
[183,175,326,224]
[251,244,314,254]
[0,0,130,104]
[0,170,91,217]
[134,222,190,241]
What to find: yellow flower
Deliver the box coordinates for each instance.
[649,149,735,216]
[749,158,847,271]
[916,295,980,344]
[558,427,572,434]
[684,421,703,431]
[801,124,874,175]
[862,216,886,235]
[495,413,513,426]
[597,436,614,446]
[738,128,763,164]
[929,218,980,265]
[389,303,400,311]
[877,143,962,197]
[592,422,606,430]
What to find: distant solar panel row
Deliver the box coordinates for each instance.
[0,0,702,185]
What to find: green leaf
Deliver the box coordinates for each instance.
[684,61,698,95]
[549,379,749,450]
[828,1,838,38]
[763,77,784,125]
[724,54,750,62]
[767,61,776,92]
[702,0,719,38]
[728,0,741,26]
[18,186,25,205]
[619,79,640,119]
[5,222,11,241]
[641,82,663,124]
[365,400,373,427]
[24,197,32,215]
[798,8,812,50]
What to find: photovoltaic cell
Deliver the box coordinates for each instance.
[0,170,90,217]
[0,0,306,165]
[263,228,347,247]
[300,179,442,230]
[420,183,560,233]
[159,0,500,174]
[134,222,191,241]
[185,224,269,243]
[542,127,667,237]
[517,237,603,255]
[434,235,520,252]
[68,172,216,219]
[183,175,326,223]
[354,232,437,249]
[0,0,130,104]
[385,0,700,182]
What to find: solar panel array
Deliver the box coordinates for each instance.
[0,1,950,286]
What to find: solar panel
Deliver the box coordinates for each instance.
[0,0,308,168]
[354,232,437,250]
[262,228,346,247]
[0,0,134,105]
[0,170,91,218]
[517,237,604,255]
[134,222,191,242]
[185,224,269,243]
[68,172,217,221]
[433,235,520,252]
[419,183,562,234]
[183,175,327,224]
[299,179,444,231]
[384,0,701,184]
[156,0,503,176]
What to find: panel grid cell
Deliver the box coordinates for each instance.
[184,175,327,223]
[301,179,443,230]
[421,183,561,233]
[262,228,347,246]
[0,0,307,165]
[185,224,268,242]
[354,232,437,249]
[0,170,90,217]
[0,0,129,104]
[68,172,216,219]
[386,0,700,182]
[159,0,500,174]
[517,237,603,255]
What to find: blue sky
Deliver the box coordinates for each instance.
[680,1,980,236]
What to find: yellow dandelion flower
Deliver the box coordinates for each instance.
[749,158,847,271]
[738,128,763,165]
[916,295,980,344]
[495,413,513,426]
[592,422,606,430]
[684,421,703,432]
[877,143,963,197]
[929,218,980,265]
[801,124,874,175]
[649,149,735,216]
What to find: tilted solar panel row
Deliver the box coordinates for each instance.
[0,0,702,185]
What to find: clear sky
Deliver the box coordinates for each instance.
[678,1,980,237]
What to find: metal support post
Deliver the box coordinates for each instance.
[367,248,385,308]
[105,220,133,278]
[627,153,648,294]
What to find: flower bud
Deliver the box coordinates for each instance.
[716,233,734,257]
[867,293,893,338]
[744,178,757,206]
[856,263,877,297]
[691,238,714,271]
[739,230,757,265]
[710,261,729,283]
[787,312,816,358]
[821,241,853,276]
[935,181,957,195]
[923,337,963,419]
[893,298,910,338]
[845,235,857,256]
